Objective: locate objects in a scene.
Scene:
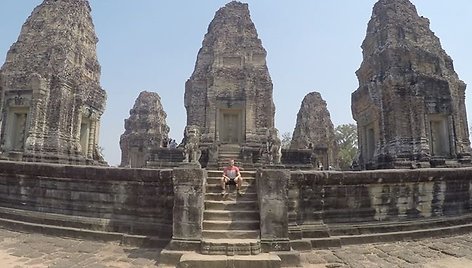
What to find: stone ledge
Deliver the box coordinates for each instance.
[0,206,172,237]
[275,250,301,267]
[177,253,281,268]
[290,219,472,250]
[201,238,261,255]
[0,216,169,248]
[326,214,472,236]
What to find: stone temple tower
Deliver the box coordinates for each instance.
[352,0,470,169]
[291,92,338,169]
[185,1,276,166]
[0,0,107,165]
[120,91,170,168]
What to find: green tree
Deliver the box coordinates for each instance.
[335,123,358,170]
[281,132,292,149]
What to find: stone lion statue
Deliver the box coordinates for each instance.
[266,127,282,165]
[183,125,202,163]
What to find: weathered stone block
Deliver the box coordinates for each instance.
[172,168,206,241]
[257,169,290,251]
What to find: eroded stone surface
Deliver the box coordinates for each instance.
[257,169,290,252]
[291,92,337,168]
[352,0,470,169]
[3,228,472,267]
[0,0,107,165]
[185,1,276,151]
[120,91,169,168]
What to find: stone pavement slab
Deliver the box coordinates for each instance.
[2,228,472,267]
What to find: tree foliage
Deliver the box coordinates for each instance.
[335,123,358,170]
[281,132,292,149]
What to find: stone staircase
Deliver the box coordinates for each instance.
[201,170,261,255]
[159,169,288,267]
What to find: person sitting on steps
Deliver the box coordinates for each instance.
[221,159,243,196]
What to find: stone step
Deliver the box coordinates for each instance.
[0,206,171,239]
[158,249,189,266]
[205,193,258,202]
[205,190,258,202]
[218,147,240,152]
[205,200,258,211]
[218,160,242,166]
[206,177,256,184]
[207,170,256,177]
[0,213,169,248]
[218,152,240,155]
[177,253,280,268]
[204,210,260,221]
[206,184,256,193]
[202,230,260,239]
[218,151,240,155]
[200,239,261,256]
[203,220,260,230]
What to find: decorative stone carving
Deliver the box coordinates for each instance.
[0,0,107,165]
[207,142,219,165]
[352,0,471,169]
[291,92,337,168]
[183,125,202,164]
[119,91,169,168]
[266,127,282,165]
[184,1,277,164]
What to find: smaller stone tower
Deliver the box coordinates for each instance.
[120,91,169,168]
[291,92,338,169]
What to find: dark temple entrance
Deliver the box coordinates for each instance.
[219,109,243,144]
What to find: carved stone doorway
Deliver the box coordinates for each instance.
[429,115,450,157]
[219,109,243,144]
[4,108,29,151]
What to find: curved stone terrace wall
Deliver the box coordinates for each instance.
[0,160,174,246]
[1,160,472,251]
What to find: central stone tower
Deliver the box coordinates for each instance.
[185,1,276,166]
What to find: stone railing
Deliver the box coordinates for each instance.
[281,149,313,169]
[147,147,185,168]
[0,161,174,241]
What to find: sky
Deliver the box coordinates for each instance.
[0,1,471,166]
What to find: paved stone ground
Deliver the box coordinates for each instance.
[1,228,472,267]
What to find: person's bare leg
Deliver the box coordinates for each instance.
[221,177,226,195]
[236,176,243,195]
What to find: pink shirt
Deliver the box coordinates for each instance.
[223,166,240,179]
